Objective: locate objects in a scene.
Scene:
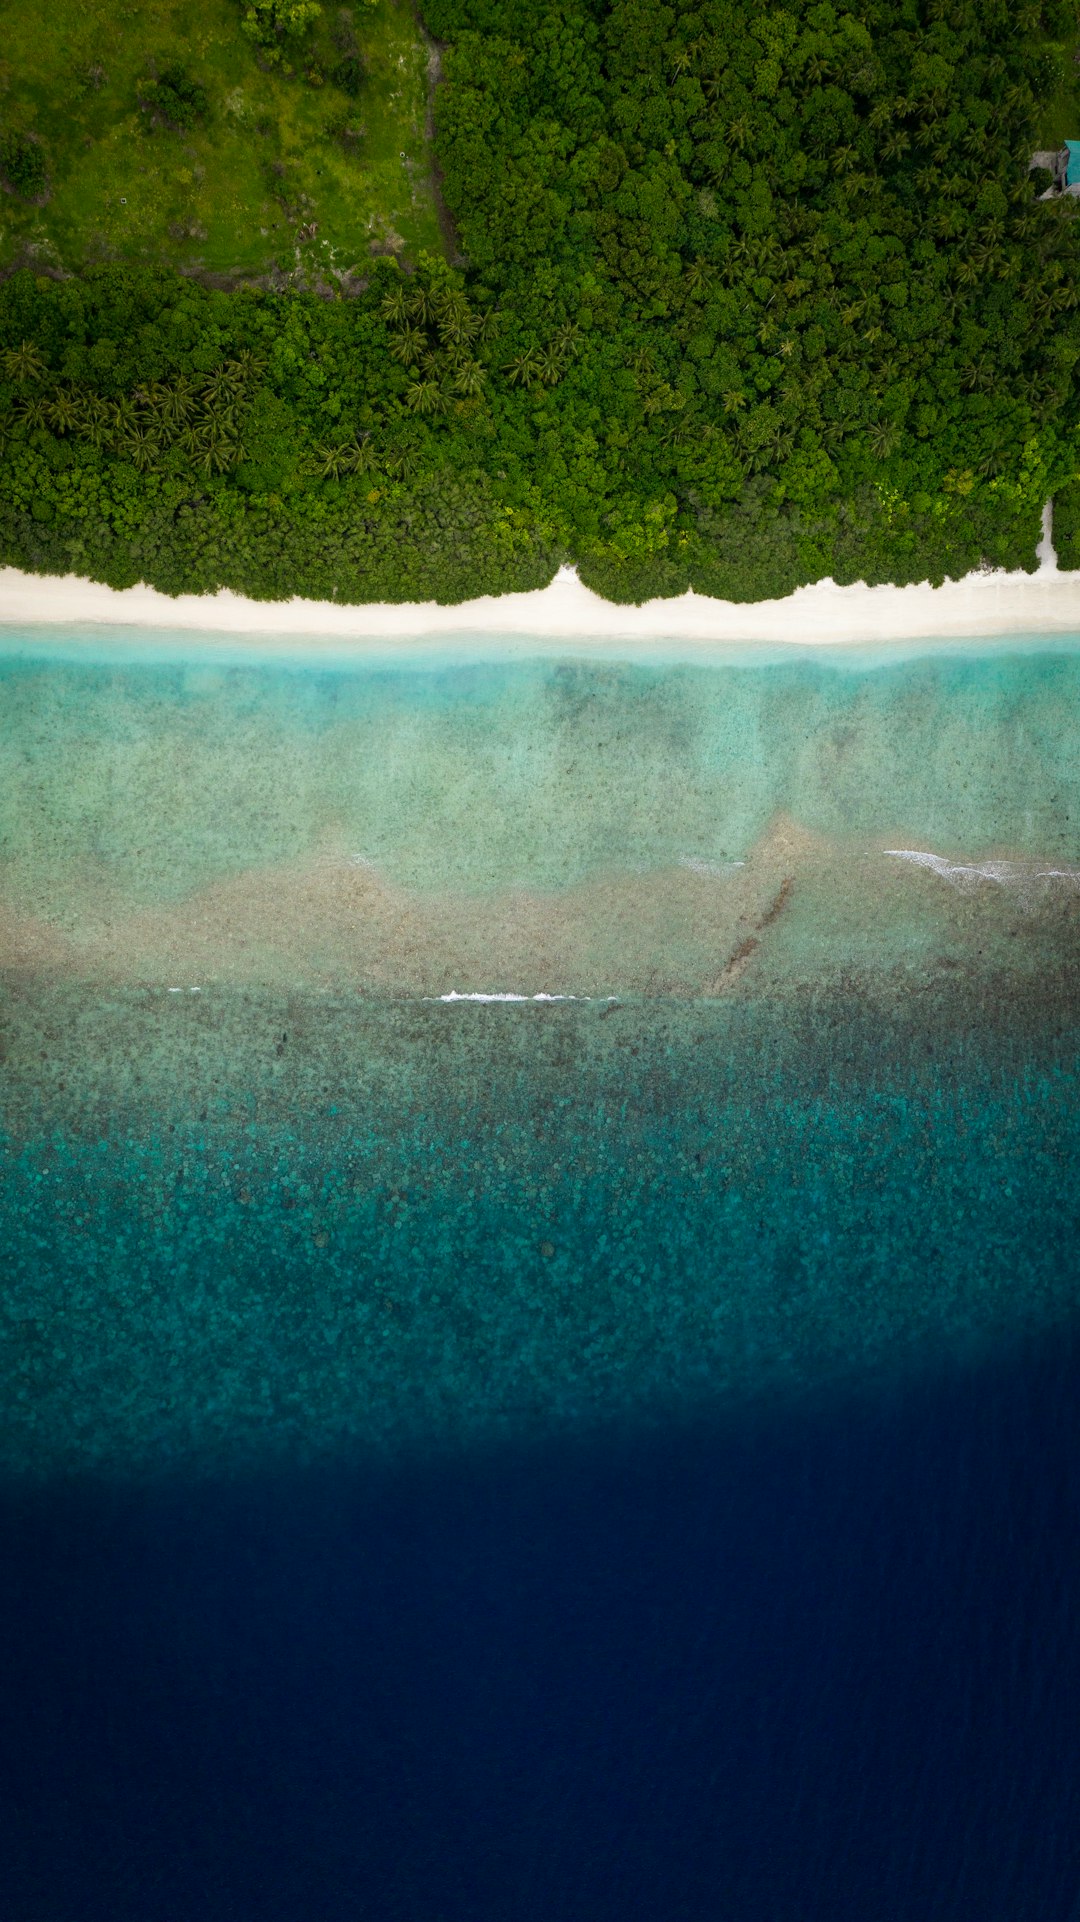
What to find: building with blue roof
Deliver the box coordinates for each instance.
[1029,143,1080,197]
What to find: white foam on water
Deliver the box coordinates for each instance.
[679,856,746,877]
[432,991,615,1003]
[884,849,1080,893]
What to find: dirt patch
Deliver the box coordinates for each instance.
[414,7,466,267]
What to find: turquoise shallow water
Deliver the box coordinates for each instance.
[3,643,1080,904]
[0,638,1078,1476]
[2,985,1078,1477]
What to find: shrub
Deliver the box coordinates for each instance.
[138,64,210,133]
[325,110,364,151]
[331,53,364,96]
[240,0,322,56]
[0,132,47,200]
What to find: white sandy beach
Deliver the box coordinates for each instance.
[0,506,1077,656]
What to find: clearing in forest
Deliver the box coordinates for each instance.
[0,0,442,279]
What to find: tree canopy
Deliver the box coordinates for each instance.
[3,0,1080,602]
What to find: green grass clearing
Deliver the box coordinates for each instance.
[0,0,442,277]
[1035,37,1080,150]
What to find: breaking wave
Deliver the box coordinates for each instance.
[885,849,1080,895]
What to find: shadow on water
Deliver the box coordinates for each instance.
[3,1325,1080,1922]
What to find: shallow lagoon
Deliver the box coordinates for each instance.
[2,640,1079,1471]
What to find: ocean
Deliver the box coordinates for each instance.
[1,632,1078,1917]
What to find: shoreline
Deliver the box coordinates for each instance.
[1,553,1079,660]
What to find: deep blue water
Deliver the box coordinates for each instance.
[3,1329,1080,1921]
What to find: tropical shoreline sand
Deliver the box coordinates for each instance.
[1,550,1079,661]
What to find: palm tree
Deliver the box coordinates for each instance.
[390,326,426,366]
[380,283,410,327]
[17,394,51,430]
[199,398,241,437]
[437,309,472,349]
[110,397,140,436]
[2,339,47,383]
[503,351,541,388]
[685,259,710,298]
[434,294,472,345]
[534,345,563,386]
[201,364,246,409]
[969,242,1001,275]
[868,421,900,459]
[119,426,160,471]
[176,421,210,461]
[405,379,444,414]
[74,394,113,447]
[46,388,81,435]
[312,443,353,479]
[193,372,222,409]
[344,434,376,472]
[451,361,485,398]
[196,432,239,476]
[407,286,439,328]
[975,444,1005,479]
[383,442,421,480]
[131,382,173,432]
[160,378,199,429]
[471,308,501,345]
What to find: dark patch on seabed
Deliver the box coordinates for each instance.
[2,971,1080,1919]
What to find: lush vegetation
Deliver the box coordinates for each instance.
[0,132,48,201]
[0,0,439,277]
[2,0,1080,603]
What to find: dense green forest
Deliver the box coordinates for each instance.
[2,0,1080,602]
